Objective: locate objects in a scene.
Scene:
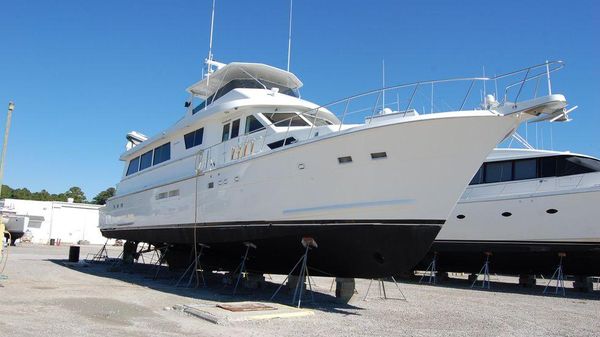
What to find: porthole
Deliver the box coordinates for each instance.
[456,214,466,219]
[501,212,512,217]
[546,208,558,214]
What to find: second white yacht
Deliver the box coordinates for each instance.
[417,147,600,277]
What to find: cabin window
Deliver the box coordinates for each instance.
[231,119,240,139]
[153,142,171,165]
[126,157,140,176]
[263,112,309,127]
[184,127,204,149]
[556,156,600,176]
[245,115,264,134]
[540,156,557,178]
[267,137,297,150]
[513,159,537,180]
[485,161,512,183]
[469,166,484,185]
[139,150,153,171]
[222,123,230,141]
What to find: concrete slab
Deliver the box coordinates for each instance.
[176,301,314,325]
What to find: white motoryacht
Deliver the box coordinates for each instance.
[99,59,569,278]
[418,148,600,276]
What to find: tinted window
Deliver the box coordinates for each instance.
[264,112,309,127]
[514,159,537,180]
[231,119,240,139]
[469,166,484,185]
[485,161,512,183]
[557,156,600,176]
[540,156,557,177]
[153,143,170,165]
[267,137,297,149]
[140,150,153,171]
[184,127,204,149]
[222,123,230,141]
[245,115,264,134]
[126,157,140,176]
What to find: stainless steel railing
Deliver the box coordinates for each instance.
[197,60,565,173]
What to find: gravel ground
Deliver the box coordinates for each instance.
[0,244,598,337]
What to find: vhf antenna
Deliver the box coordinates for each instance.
[287,0,293,72]
[206,0,217,82]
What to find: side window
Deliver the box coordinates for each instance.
[222,123,230,141]
[540,156,557,177]
[245,115,264,134]
[514,159,537,180]
[126,157,140,176]
[485,161,512,183]
[557,156,599,176]
[231,119,240,139]
[139,150,153,171]
[469,166,484,185]
[153,143,171,165]
[184,127,204,149]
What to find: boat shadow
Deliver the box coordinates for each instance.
[402,274,600,300]
[48,258,364,315]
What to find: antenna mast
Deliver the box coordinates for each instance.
[287,0,293,72]
[382,59,385,111]
[207,0,217,73]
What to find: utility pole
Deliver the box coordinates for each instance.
[0,101,15,248]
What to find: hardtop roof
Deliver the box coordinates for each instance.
[187,62,303,100]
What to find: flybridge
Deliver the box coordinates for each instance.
[186,62,303,100]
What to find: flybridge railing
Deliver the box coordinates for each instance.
[196,61,565,173]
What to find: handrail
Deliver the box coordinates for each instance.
[195,60,565,173]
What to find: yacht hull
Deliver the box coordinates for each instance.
[102,222,441,278]
[101,112,521,278]
[416,186,600,276]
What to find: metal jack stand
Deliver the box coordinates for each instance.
[271,237,318,308]
[232,242,257,295]
[175,244,210,288]
[363,277,406,301]
[419,252,437,284]
[87,239,110,262]
[153,246,170,280]
[471,252,492,289]
[543,252,566,296]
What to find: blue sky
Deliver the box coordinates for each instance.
[0,0,598,198]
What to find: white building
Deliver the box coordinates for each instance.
[1,198,108,245]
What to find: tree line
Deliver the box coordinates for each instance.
[0,185,115,205]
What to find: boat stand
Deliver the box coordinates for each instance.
[232,242,257,295]
[175,244,210,288]
[363,277,406,301]
[86,239,110,262]
[270,237,318,308]
[470,252,492,289]
[543,252,566,296]
[419,252,438,284]
[153,246,170,280]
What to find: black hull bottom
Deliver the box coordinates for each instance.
[102,223,441,278]
[415,240,600,276]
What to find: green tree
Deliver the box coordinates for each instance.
[12,188,32,200]
[65,186,86,203]
[92,187,115,205]
[0,184,14,199]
